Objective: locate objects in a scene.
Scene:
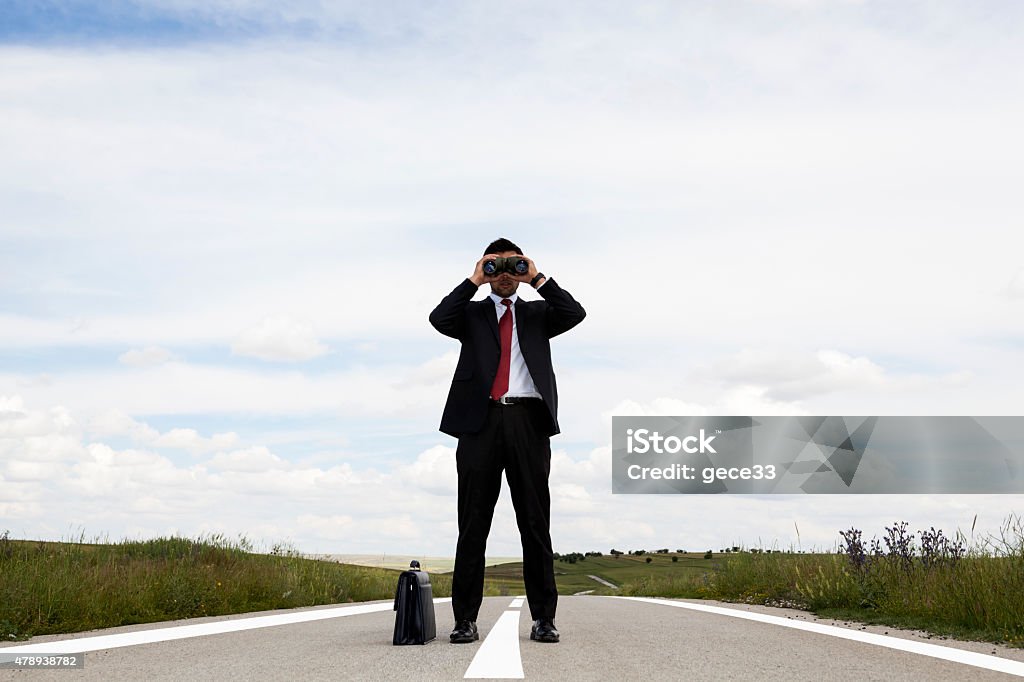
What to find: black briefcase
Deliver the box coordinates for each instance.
[392,561,436,645]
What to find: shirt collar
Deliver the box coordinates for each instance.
[488,292,519,306]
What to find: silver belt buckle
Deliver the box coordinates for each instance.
[499,396,513,405]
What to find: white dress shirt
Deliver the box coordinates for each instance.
[489,292,542,399]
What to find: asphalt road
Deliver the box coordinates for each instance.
[3,595,1024,681]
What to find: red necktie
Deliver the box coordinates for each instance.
[490,299,513,399]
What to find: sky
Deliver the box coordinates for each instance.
[2,0,1023,558]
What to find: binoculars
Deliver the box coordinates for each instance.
[483,256,529,277]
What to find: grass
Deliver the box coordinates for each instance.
[0,531,501,642]
[0,530,710,641]
[613,514,1024,649]
[486,552,713,594]
[5,514,1024,649]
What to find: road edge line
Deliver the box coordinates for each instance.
[608,596,1024,678]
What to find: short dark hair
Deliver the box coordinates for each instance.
[484,238,523,255]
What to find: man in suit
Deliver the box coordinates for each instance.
[429,238,586,644]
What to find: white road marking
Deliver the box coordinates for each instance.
[463,610,524,679]
[586,574,618,589]
[615,597,1024,678]
[0,598,453,655]
[509,598,525,608]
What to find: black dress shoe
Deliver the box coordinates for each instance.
[530,619,559,643]
[449,620,479,643]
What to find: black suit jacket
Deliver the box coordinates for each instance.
[429,277,586,438]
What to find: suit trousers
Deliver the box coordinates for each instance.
[451,400,557,622]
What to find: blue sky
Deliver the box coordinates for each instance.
[0,0,366,45]
[2,1,1023,557]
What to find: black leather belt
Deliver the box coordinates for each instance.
[490,396,542,406]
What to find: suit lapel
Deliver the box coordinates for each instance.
[517,300,537,371]
[482,299,499,344]
[513,298,526,347]
[480,294,527,347]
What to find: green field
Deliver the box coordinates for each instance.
[482,552,715,595]
[0,533,511,642]
[486,516,1024,651]
[5,515,1024,649]
[314,554,521,573]
[0,531,715,641]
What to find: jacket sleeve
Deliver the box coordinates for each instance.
[429,278,479,340]
[538,277,586,338]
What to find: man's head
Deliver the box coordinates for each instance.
[484,238,523,298]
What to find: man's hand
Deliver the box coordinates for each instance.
[470,253,544,288]
[470,253,499,286]
[511,256,539,283]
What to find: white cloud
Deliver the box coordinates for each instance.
[3,3,1024,556]
[15,374,53,388]
[693,349,973,402]
[152,428,239,454]
[1,2,1023,357]
[0,395,77,438]
[1008,269,1024,299]
[205,446,285,472]
[403,351,458,386]
[1,397,456,550]
[86,408,238,454]
[4,459,65,482]
[550,482,594,514]
[69,443,197,497]
[231,316,329,362]
[2,356,454,420]
[118,346,175,367]
[87,408,159,441]
[603,398,712,418]
[397,445,456,496]
[294,513,356,535]
[3,395,1024,557]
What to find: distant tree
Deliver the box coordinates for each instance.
[731,546,740,552]
[645,557,652,564]
[553,552,561,560]
[656,548,669,554]
[704,550,713,560]
[676,549,685,554]
[610,549,623,556]
[672,556,679,563]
